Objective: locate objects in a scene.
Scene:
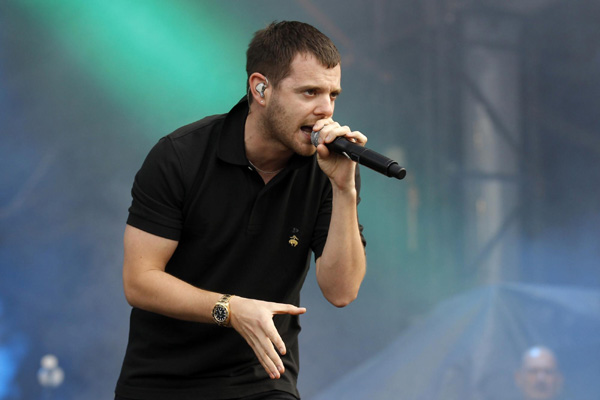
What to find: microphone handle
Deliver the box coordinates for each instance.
[328,137,406,180]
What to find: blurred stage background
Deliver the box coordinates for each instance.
[1,0,599,399]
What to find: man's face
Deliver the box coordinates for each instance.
[516,351,563,400]
[260,53,341,157]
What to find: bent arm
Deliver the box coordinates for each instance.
[121,224,306,379]
[315,184,366,308]
[312,120,367,307]
[122,224,221,322]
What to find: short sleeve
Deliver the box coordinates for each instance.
[127,137,186,240]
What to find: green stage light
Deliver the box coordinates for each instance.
[16,0,248,137]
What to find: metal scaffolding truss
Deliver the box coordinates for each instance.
[360,0,566,286]
[297,0,575,291]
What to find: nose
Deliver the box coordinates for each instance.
[314,95,334,118]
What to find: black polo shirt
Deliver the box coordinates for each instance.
[116,98,365,400]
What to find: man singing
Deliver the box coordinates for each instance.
[115,21,367,400]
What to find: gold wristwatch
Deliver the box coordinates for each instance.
[212,294,233,327]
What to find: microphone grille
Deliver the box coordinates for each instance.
[310,131,320,147]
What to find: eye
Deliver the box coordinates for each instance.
[304,89,317,96]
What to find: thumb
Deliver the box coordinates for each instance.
[316,143,331,158]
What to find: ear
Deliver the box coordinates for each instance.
[248,72,268,106]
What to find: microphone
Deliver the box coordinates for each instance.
[311,131,406,180]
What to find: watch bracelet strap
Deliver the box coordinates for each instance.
[215,294,233,327]
[218,294,233,303]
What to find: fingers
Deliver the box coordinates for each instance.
[229,297,306,379]
[311,119,366,187]
[247,324,285,379]
[272,304,307,316]
[344,130,368,146]
[312,119,367,147]
[311,118,334,134]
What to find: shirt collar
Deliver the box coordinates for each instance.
[217,97,250,166]
[217,96,315,170]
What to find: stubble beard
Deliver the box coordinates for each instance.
[261,96,316,157]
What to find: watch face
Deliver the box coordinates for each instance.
[213,304,228,323]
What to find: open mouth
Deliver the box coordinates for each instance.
[300,125,318,147]
[300,125,313,134]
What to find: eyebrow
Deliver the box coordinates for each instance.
[297,85,343,95]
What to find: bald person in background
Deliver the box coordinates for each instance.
[515,346,564,400]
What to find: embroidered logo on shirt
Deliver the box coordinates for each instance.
[288,227,300,247]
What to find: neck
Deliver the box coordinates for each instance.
[244,107,292,172]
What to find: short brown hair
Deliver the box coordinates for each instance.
[246,21,340,97]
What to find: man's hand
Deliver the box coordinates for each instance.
[228,296,306,379]
[311,119,368,190]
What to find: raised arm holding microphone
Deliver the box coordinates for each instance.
[115,21,367,400]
